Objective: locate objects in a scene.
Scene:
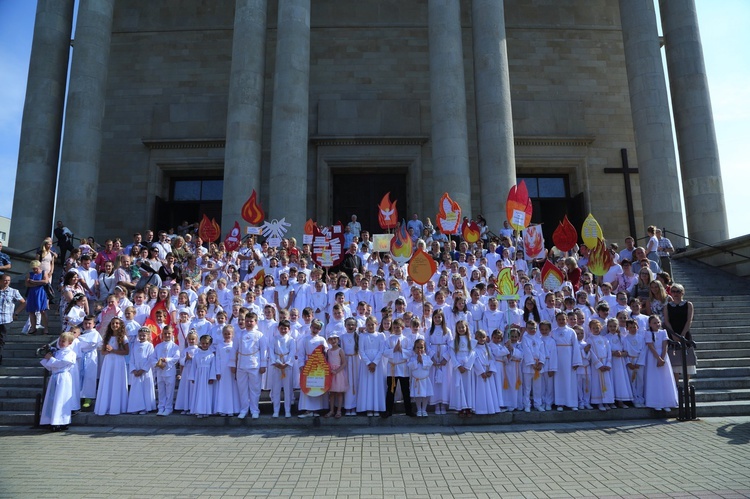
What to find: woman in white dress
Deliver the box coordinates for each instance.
[644,315,678,411]
[95,318,130,415]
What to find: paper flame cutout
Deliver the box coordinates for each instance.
[304,219,315,235]
[552,215,577,252]
[390,222,413,264]
[408,247,437,285]
[587,239,613,276]
[523,224,546,260]
[581,213,603,249]
[497,267,520,300]
[224,221,242,252]
[378,192,398,230]
[541,260,565,291]
[462,221,481,244]
[198,214,221,242]
[436,193,461,234]
[506,181,533,232]
[241,190,265,225]
[299,344,332,397]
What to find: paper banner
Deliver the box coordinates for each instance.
[198,214,221,243]
[311,222,345,268]
[552,215,578,252]
[436,193,461,235]
[378,192,398,230]
[299,344,332,397]
[224,221,242,252]
[581,213,603,249]
[241,189,265,225]
[390,222,413,264]
[372,234,393,253]
[587,238,613,276]
[497,267,520,301]
[523,224,546,260]
[506,181,533,232]
[541,260,565,291]
[408,247,437,285]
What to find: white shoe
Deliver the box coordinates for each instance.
[163,410,172,416]
[537,406,545,412]
[367,412,374,417]
[138,411,147,415]
[585,404,593,410]
[238,411,248,419]
[599,405,607,412]
[285,413,292,418]
[571,407,578,411]
[524,407,531,413]
[557,406,564,412]
[663,407,671,413]
[157,410,165,417]
[272,413,279,418]
[545,404,552,411]
[634,402,645,408]
[251,412,259,419]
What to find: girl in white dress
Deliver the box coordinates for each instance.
[472,330,499,415]
[644,315,679,412]
[127,327,157,414]
[408,339,433,417]
[489,329,509,411]
[190,334,217,418]
[214,325,240,416]
[449,320,475,416]
[94,318,130,416]
[587,319,614,412]
[427,309,452,415]
[175,331,199,414]
[356,316,387,416]
[606,317,633,407]
[298,319,329,417]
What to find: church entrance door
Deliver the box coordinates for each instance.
[332,171,407,235]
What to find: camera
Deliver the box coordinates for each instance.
[36,343,58,358]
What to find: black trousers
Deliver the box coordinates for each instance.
[385,376,413,415]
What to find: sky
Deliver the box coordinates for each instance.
[0,1,748,240]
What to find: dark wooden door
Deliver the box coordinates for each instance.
[332,172,407,235]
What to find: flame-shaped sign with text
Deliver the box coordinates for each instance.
[497,267,520,301]
[311,222,345,268]
[378,192,398,230]
[390,222,413,264]
[143,317,162,346]
[300,344,332,397]
[436,193,461,234]
[241,190,265,225]
[198,214,221,243]
[581,213,603,249]
[462,221,481,244]
[541,260,565,291]
[303,219,315,245]
[523,224,546,260]
[552,215,578,253]
[506,181,533,232]
[407,247,437,285]
[587,239,613,276]
[224,221,242,252]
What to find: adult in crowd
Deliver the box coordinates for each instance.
[664,283,696,383]
[655,228,674,275]
[53,221,75,264]
[347,215,362,240]
[406,213,424,239]
[339,243,363,282]
[0,273,25,364]
[0,241,11,275]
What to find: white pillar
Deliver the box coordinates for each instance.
[10,0,74,250]
[268,0,311,240]
[222,0,268,232]
[472,0,515,232]
[659,0,728,245]
[55,0,116,239]
[619,0,685,242]
[429,0,472,217]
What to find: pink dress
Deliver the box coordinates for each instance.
[328,348,349,392]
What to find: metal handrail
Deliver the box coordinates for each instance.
[662,227,750,261]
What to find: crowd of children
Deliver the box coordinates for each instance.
[37,222,684,429]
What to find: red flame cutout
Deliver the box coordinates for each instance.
[224,221,242,252]
[462,221,481,244]
[378,192,398,230]
[506,181,533,232]
[241,190,265,225]
[199,215,221,242]
[552,215,577,252]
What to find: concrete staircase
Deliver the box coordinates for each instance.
[670,257,750,416]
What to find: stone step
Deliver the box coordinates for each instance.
[695,400,750,417]
[692,333,750,342]
[0,386,44,399]
[692,320,749,327]
[695,389,750,403]
[693,340,750,350]
[692,377,750,390]
[695,366,750,378]
[0,375,45,387]
[695,348,750,359]
[1,358,44,367]
[0,398,37,412]
[0,411,35,426]
[691,312,750,320]
[0,366,45,376]
[698,357,750,368]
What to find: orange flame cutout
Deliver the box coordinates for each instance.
[198,214,221,242]
[408,247,437,285]
[390,222,413,264]
[497,268,520,300]
[462,221,481,244]
[552,215,577,252]
[299,344,332,397]
[241,189,265,225]
[523,224,545,259]
[506,181,533,232]
[304,219,314,235]
[541,260,565,291]
[436,193,461,234]
[378,192,398,230]
[587,239,613,276]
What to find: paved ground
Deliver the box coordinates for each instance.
[1,417,749,498]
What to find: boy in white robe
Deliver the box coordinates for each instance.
[127,327,157,414]
[624,319,647,407]
[538,321,558,411]
[521,320,546,412]
[551,312,582,411]
[40,332,77,431]
[236,312,267,419]
[153,325,180,416]
[340,318,360,415]
[269,320,296,418]
[383,319,414,418]
[575,326,593,409]
[76,316,102,409]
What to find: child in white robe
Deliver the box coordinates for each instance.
[40,332,77,431]
[624,319,647,407]
[449,320,475,416]
[551,313,583,411]
[270,320,296,418]
[340,318,360,415]
[644,315,679,412]
[190,334,217,418]
[356,316,386,416]
[175,331,199,414]
[502,328,524,411]
[94,318,129,416]
[427,309,452,415]
[575,326,593,409]
[153,325,180,416]
[76,316,101,409]
[127,327,157,414]
[606,318,634,407]
[408,339,433,417]
[472,330,499,415]
[236,313,268,419]
[489,329,509,411]
[520,320,546,412]
[299,319,330,417]
[214,325,240,416]
[588,319,614,411]
[538,321,558,411]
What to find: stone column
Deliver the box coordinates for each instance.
[471,0,515,231]
[10,0,74,250]
[55,0,115,240]
[222,0,268,232]
[659,0,728,245]
[619,0,685,242]
[268,0,310,239]
[429,0,472,217]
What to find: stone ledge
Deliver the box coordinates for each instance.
[142,138,226,149]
